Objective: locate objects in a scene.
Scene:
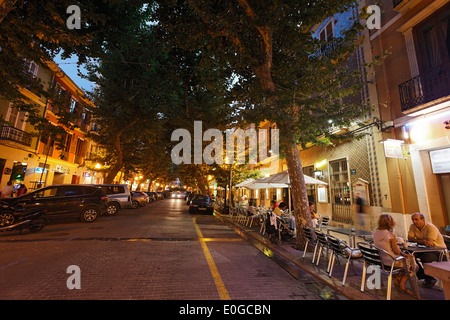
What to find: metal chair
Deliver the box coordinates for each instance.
[303,226,318,263]
[327,235,362,286]
[319,215,330,229]
[314,229,330,266]
[357,242,420,300]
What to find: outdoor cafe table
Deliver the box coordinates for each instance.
[399,243,449,261]
[326,227,372,248]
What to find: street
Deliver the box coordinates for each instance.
[0,197,346,301]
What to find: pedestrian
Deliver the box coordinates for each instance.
[354,191,365,228]
[16,183,28,197]
[0,181,14,198]
[407,212,446,288]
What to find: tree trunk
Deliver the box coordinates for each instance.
[104,118,139,184]
[280,127,313,249]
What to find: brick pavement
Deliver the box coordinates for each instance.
[0,199,348,301]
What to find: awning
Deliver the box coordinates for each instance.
[251,170,327,189]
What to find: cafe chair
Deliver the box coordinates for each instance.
[319,216,330,230]
[302,226,318,263]
[327,235,362,286]
[314,229,330,266]
[357,242,420,300]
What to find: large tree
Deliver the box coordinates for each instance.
[154,0,370,247]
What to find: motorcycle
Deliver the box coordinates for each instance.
[0,201,47,234]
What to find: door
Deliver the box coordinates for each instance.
[440,174,450,226]
[17,186,59,214]
[58,186,86,214]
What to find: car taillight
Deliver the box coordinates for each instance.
[101,196,108,201]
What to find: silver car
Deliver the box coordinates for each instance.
[93,184,132,215]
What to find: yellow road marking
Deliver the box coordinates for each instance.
[193,217,230,300]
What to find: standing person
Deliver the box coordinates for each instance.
[309,202,319,228]
[407,212,446,288]
[373,214,417,295]
[354,191,365,228]
[16,183,28,197]
[0,181,14,198]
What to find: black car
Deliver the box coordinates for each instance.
[188,195,214,214]
[2,184,108,223]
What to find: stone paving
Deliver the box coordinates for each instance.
[0,199,347,302]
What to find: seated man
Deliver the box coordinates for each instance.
[407,212,446,288]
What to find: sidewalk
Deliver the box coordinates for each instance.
[214,211,446,301]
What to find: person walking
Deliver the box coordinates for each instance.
[1,181,14,198]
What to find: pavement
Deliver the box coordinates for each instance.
[214,210,447,301]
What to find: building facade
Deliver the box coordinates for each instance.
[0,60,102,192]
[370,0,450,235]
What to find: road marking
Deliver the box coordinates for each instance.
[0,257,28,271]
[192,217,230,300]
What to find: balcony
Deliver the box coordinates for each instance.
[398,63,450,112]
[0,125,33,147]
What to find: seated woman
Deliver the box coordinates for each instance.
[372,214,418,295]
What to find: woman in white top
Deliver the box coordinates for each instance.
[372,214,417,295]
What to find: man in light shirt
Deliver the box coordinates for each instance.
[408,212,446,288]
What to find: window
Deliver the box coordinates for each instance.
[415,5,450,73]
[61,186,85,196]
[35,187,58,198]
[75,138,85,156]
[101,186,125,194]
[329,158,350,205]
[5,104,26,130]
[319,19,334,42]
[69,98,77,113]
[63,134,72,153]
[28,61,39,78]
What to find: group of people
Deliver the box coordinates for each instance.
[0,181,28,198]
[372,212,447,295]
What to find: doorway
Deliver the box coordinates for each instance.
[440,174,450,226]
[52,172,65,185]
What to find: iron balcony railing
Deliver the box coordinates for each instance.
[0,125,33,147]
[398,63,450,112]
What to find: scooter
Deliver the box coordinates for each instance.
[0,201,47,234]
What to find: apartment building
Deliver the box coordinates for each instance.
[370,0,450,234]
[0,60,102,191]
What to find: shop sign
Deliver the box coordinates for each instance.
[429,148,450,174]
[382,139,404,159]
[52,165,70,174]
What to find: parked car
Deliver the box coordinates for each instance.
[186,192,197,205]
[131,191,149,208]
[156,192,164,200]
[2,184,108,223]
[142,192,155,202]
[93,184,132,215]
[188,194,214,214]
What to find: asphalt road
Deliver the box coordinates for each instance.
[0,196,347,302]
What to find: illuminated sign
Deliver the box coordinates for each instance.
[429,148,450,174]
[381,139,404,159]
